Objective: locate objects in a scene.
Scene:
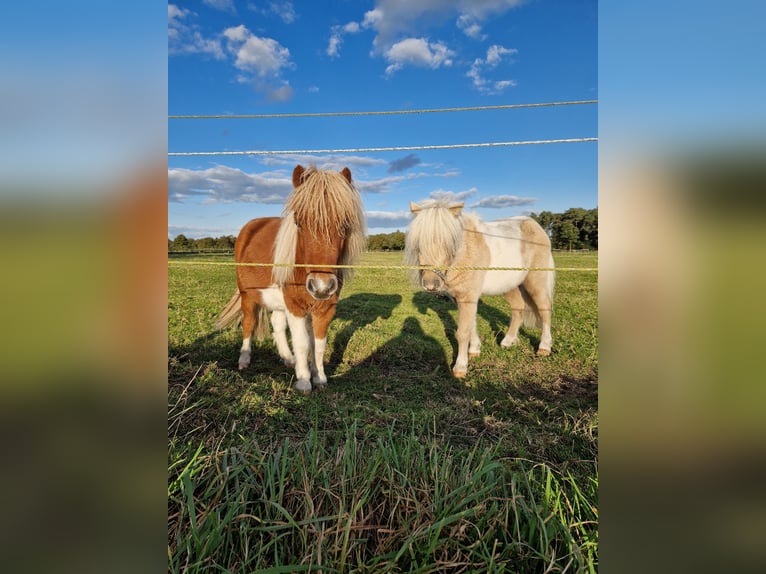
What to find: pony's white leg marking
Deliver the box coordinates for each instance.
[501,288,525,349]
[238,336,252,370]
[537,308,553,355]
[453,301,479,378]
[270,310,295,367]
[501,308,524,348]
[312,337,328,386]
[285,311,312,392]
[468,319,481,357]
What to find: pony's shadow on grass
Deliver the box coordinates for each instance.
[169,293,405,388]
[412,292,541,354]
[329,293,402,367]
[330,315,454,396]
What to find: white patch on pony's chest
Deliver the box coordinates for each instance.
[258,286,287,311]
[479,220,528,296]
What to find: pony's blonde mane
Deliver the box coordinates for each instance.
[404,199,470,283]
[273,166,367,286]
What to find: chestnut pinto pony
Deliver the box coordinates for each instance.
[404,200,555,378]
[215,165,366,392]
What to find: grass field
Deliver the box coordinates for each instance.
[168,251,598,572]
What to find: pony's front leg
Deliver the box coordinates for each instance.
[453,300,479,378]
[308,305,336,388]
[285,311,312,393]
[270,309,295,367]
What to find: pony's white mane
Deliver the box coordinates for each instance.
[404,199,473,282]
[272,166,367,286]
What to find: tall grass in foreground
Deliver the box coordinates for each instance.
[168,421,597,573]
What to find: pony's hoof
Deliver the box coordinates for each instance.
[536,348,551,357]
[452,369,467,379]
[500,337,517,348]
[294,380,312,394]
[283,358,295,368]
[468,351,481,358]
[238,362,249,370]
[313,381,327,391]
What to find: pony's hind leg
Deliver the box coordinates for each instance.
[523,276,553,356]
[238,291,259,370]
[500,288,525,349]
[270,309,295,367]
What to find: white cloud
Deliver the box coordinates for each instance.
[169,225,236,240]
[467,44,518,94]
[429,187,477,202]
[486,44,514,65]
[224,26,292,78]
[168,165,293,204]
[456,14,485,40]
[270,1,297,23]
[365,210,412,229]
[203,0,235,13]
[223,25,295,100]
[469,194,536,208]
[384,37,454,76]
[259,154,387,171]
[327,35,342,57]
[364,0,526,52]
[327,20,364,57]
[168,4,225,59]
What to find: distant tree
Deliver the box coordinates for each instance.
[170,234,192,251]
[368,231,405,251]
[215,235,236,250]
[530,208,597,250]
[556,220,580,251]
[196,237,216,250]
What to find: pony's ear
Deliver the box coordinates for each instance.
[449,203,464,216]
[292,165,305,188]
[340,167,352,183]
[409,201,422,214]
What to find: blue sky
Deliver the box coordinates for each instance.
[168,0,597,238]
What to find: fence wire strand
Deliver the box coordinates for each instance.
[169,99,597,119]
[167,260,596,273]
[169,137,597,157]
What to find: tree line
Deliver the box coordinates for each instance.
[168,208,596,253]
[529,207,598,250]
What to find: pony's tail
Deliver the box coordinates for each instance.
[520,254,555,329]
[214,290,243,330]
[253,305,271,341]
[519,287,542,329]
[214,291,271,340]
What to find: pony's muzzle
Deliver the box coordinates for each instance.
[306,273,338,300]
[420,270,445,293]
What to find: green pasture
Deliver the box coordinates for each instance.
[168,251,598,572]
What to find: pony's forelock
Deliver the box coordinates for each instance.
[274,167,367,285]
[404,199,465,283]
